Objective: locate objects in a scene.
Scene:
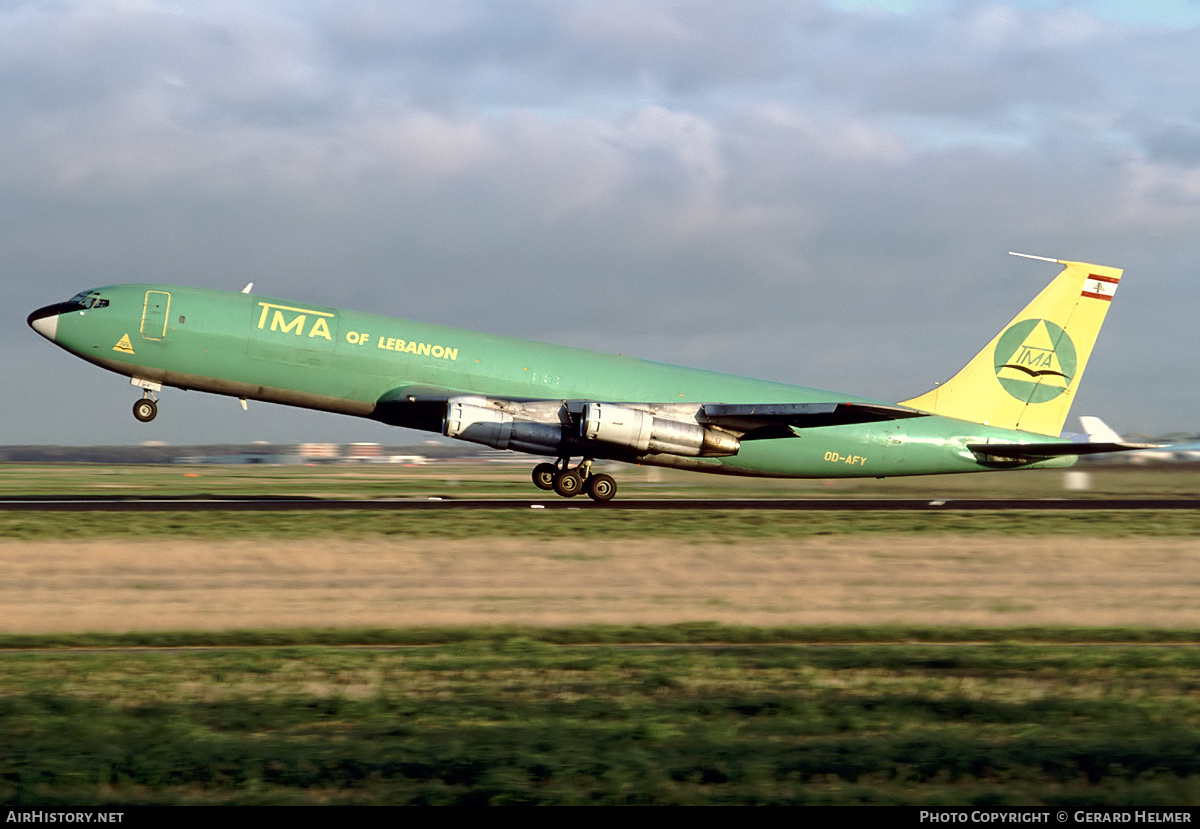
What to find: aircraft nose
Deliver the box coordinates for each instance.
[27,302,80,342]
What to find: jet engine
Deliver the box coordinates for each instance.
[581,402,739,457]
[443,398,565,455]
[443,397,741,459]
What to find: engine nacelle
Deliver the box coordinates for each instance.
[443,399,565,455]
[582,403,739,457]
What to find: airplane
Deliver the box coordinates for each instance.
[1078,417,1200,463]
[27,252,1153,501]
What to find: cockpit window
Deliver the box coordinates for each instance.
[68,291,110,309]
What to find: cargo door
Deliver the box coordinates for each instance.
[140,291,170,340]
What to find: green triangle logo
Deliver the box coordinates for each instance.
[993,319,1076,403]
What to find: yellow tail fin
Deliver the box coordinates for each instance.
[900,255,1123,436]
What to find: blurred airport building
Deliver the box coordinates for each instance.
[0,433,1197,466]
[0,441,467,465]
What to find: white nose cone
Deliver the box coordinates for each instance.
[30,313,59,341]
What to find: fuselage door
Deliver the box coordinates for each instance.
[141,291,171,340]
[881,422,907,463]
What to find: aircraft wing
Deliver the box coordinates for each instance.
[967,441,1159,459]
[375,387,929,438]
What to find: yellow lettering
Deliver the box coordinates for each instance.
[271,310,305,335]
[257,301,335,336]
[309,317,331,340]
[359,333,458,359]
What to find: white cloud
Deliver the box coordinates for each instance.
[565,3,692,47]
[5,0,1200,440]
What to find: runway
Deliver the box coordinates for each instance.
[3,497,1199,511]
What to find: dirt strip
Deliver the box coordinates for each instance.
[2,535,1198,632]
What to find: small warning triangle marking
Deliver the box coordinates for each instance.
[113,334,135,354]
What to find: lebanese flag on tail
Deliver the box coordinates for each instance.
[1082,273,1119,301]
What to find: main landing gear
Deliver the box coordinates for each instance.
[532,459,617,502]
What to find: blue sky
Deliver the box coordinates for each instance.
[6,0,1200,444]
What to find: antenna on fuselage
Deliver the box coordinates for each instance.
[242,283,254,293]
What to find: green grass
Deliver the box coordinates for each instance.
[4,461,1200,501]
[5,507,1200,540]
[3,627,1200,806]
[2,624,1199,649]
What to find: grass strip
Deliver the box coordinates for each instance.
[3,631,1200,806]
[6,508,1200,539]
[1,624,1199,649]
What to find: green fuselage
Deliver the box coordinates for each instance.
[30,284,1072,477]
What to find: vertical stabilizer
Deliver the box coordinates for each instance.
[900,256,1123,436]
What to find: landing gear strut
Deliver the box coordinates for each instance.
[531,458,617,502]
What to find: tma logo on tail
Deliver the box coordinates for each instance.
[993,318,1077,403]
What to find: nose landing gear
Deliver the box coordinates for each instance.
[531,459,618,502]
[132,394,158,423]
[130,378,162,423]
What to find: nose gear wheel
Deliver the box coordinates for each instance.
[132,396,158,423]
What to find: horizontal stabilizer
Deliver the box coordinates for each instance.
[701,402,927,431]
[1078,415,1126,444]
[967,441,1158,460]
